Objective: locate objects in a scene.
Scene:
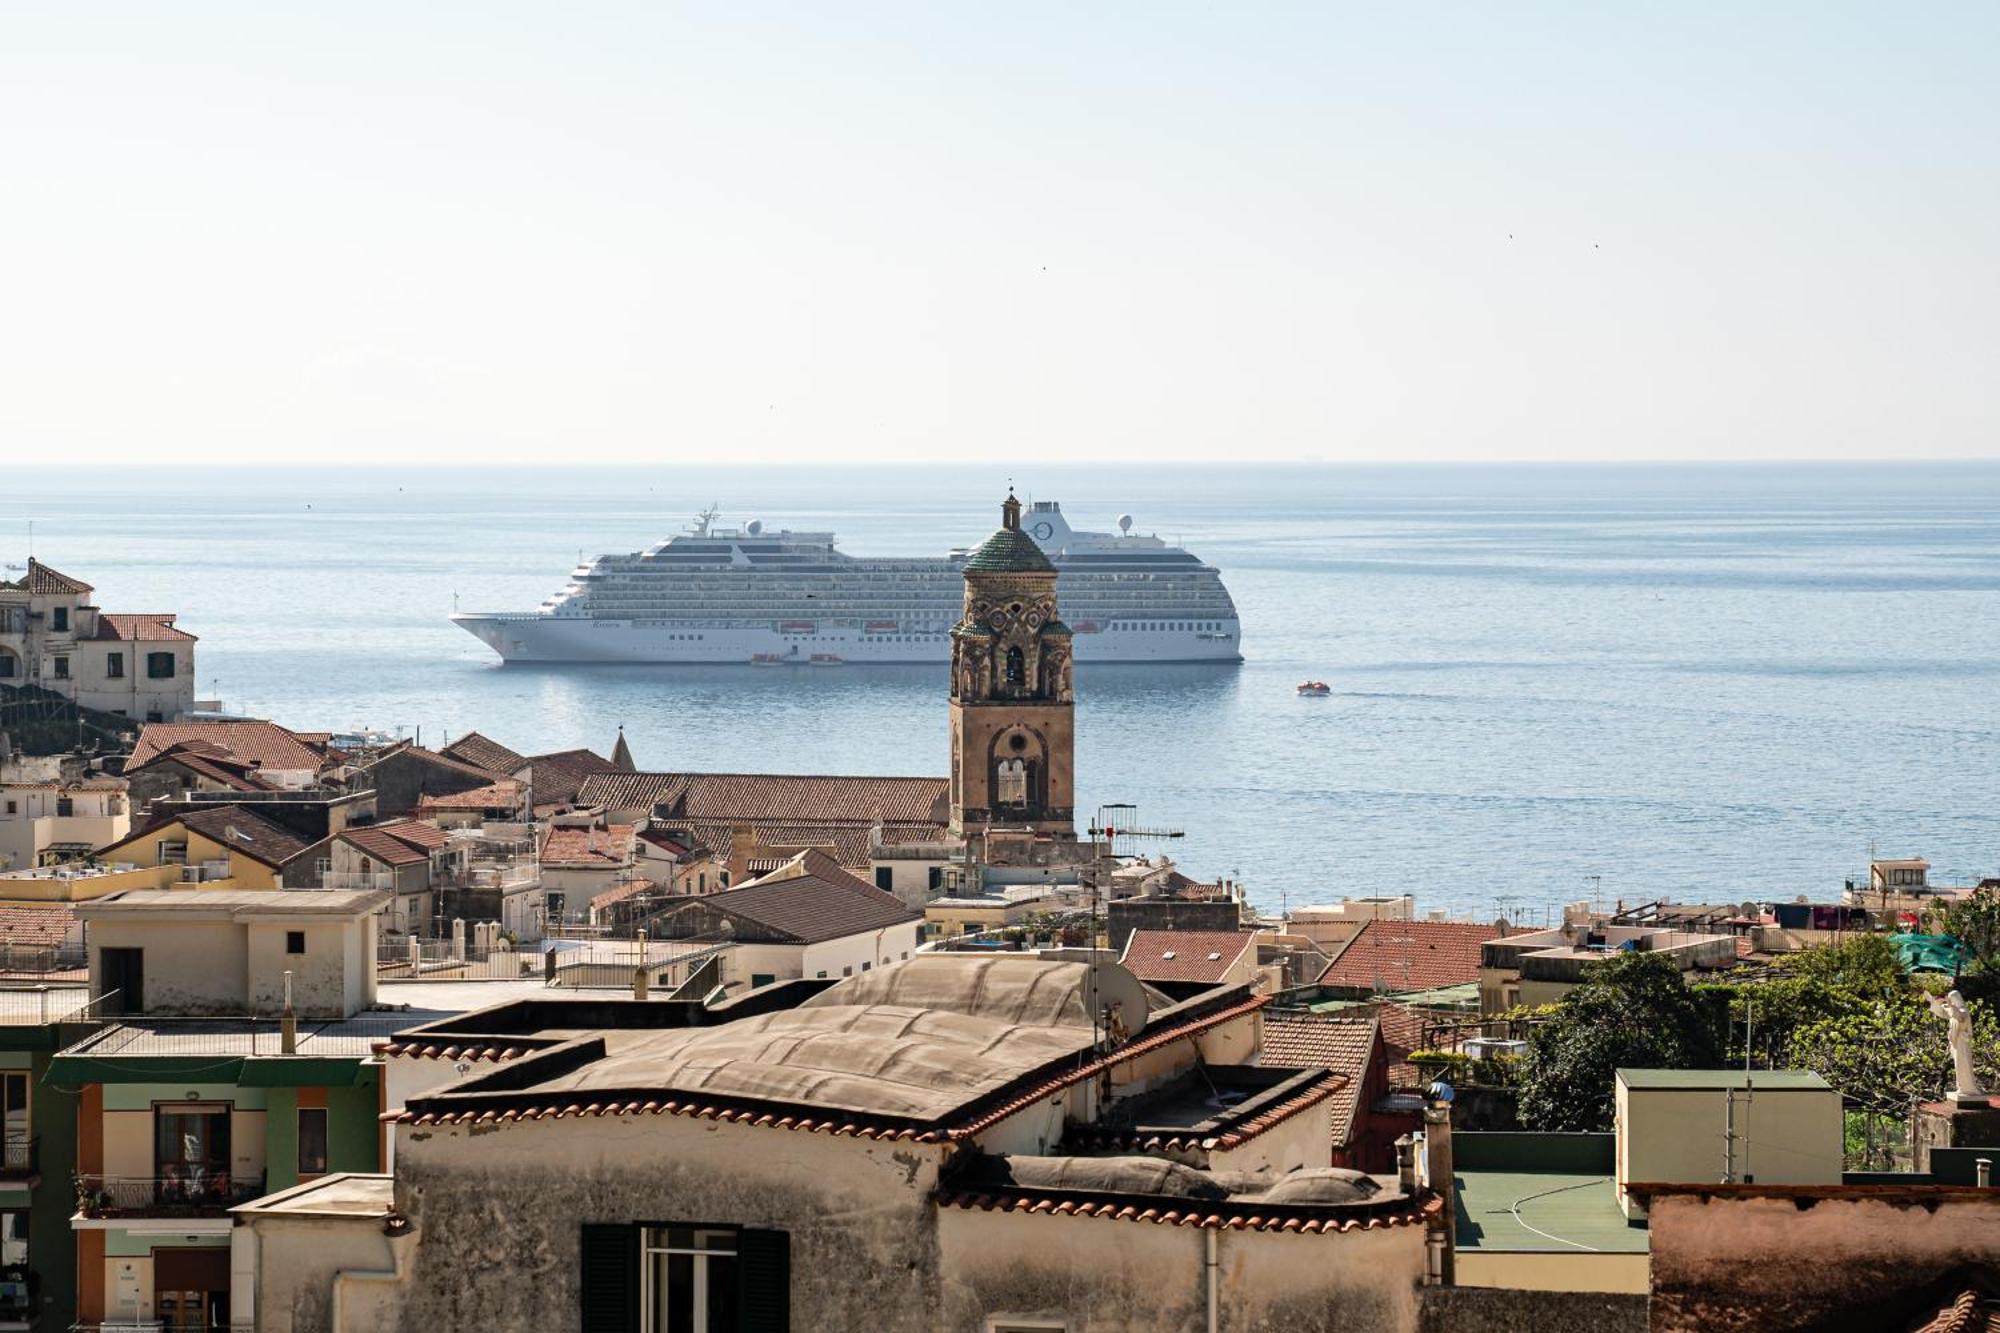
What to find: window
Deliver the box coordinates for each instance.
[0,1211,23,1270]
[154,1104,230,1198]
[580,1223,788,1333]
[874,867,894,891]
[1005,646,1025,687]
[286,931,306,955]
[50,607,67,632]
[55,798,72,817]
[147,651,175,679]
[51,656,68,680]
[1,1072,27,1172]
[297,1107,329,1176]
[927,867,943,891]
[2,802,13,816]
[0,656,12,679]
[750,974,775,989]
[106,651,124,679]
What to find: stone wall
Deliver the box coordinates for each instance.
[1418,1286,1647,1333]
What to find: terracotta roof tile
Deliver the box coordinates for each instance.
[339,820,448,867]
[1316,920,1510,993]
[128,721,326,774]
[666,852,916,944]
[417,779,524,812]
[1119,930,1258,984]
[579,771,949,825]
[91,613,196,642]
[933,1185,1439,1235]
[438,732,526,774]
[1261,1014,1380,1146]
[523,749,621,805]
[13,559,92,595]
[0,903,79,948]
[540,824,636,867]
[102,804,311,869]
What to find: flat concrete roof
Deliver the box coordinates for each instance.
[1454,1168,1649,1254]
[234,1172,393,1218]
[76,888,392,918]
[1618,1069,1830,1091]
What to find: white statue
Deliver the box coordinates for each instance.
[1928,989,1987,1104]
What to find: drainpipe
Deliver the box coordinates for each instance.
[280,970,297,1055]
[1204,1227,1219,1333]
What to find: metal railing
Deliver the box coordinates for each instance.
[0,1137,37,1177]
[74,1171,268,1217]
[322,870,397,891]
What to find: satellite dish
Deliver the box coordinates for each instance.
[1081,960,1151,1038]
[1117,514,1133,534]
[746,519,763,535]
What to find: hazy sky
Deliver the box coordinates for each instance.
[3,3,1995,465]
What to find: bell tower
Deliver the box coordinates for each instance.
[949,492,1075,841]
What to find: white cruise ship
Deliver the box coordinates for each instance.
[452,500,1242,665]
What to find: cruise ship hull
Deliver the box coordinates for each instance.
[452,613,1241,665]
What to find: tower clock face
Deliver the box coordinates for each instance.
[1031,521,1054,540]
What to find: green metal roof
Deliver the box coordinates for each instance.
[1617,1069,1830,1091]
[961,528,1056,574]
[1454,1168,1649,1253]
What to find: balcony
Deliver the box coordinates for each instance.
[75,1171,268,1219]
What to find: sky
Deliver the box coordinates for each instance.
[2,2,1995,466]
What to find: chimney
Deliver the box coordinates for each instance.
[1424,1098,1456,1284]
[633,929,651,1001]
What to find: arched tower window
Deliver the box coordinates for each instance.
[1005,646,1025,689]
[996,758,1029,806]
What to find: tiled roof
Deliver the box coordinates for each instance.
[1316,920,1509,993]
[522,749,620,805]
[579,771,950,825]
[128,721,326,774]
[12,559,92,595]
[0,903,79,948]
[935,1184,1439,1235]
[1373,1003,1432,1091]
[417,780,524,812]
[961,527,1056,574]
[540,824,636,867]
[590,878,661,912]
[91,613,196,642]
[1119,930,1257,984]
[1913,1286,2000,1333]
[680,853,918,944]
[338,821,447,867]
[132,742,279,791]
[438,732,526,775]
[636,828,691,856]
[1260,1014,1380,1147]
[103,804,312,869]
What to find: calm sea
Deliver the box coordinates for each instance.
[9,462,2000,922]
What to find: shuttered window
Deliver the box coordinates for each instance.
[580,1223,788,1333]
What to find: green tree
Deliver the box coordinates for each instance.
[1775,931,1905,993]
[1788,991,2000,1110]
[1934,889,2000,976]
[1519,952,1726,1131]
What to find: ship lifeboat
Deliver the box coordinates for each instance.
[810,653,844,666]
[1296,680,1331,697]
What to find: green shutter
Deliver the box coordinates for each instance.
[579,1223,639,1333]
[736,1228,790,1332]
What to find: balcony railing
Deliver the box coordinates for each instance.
[75,1171,268,1218]
[0,1136,37,1177]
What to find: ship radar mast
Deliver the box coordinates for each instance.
[689,504,722,537]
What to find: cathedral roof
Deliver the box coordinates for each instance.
[963,527,1056,574]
